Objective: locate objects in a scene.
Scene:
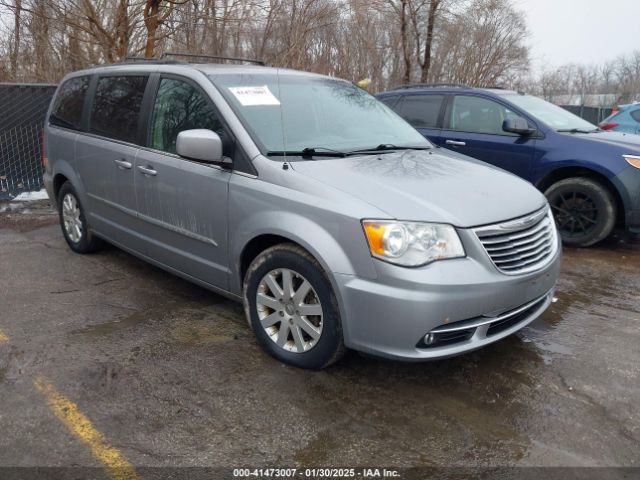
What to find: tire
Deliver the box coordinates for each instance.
[544,177,616,247]
[243,243,345,369]
[57,182,103,254]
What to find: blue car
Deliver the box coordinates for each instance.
[599,102,640,134]
[377,84,640,247]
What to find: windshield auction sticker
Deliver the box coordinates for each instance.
[229,85,281,106]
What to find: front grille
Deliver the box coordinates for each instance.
[474,207,558,275]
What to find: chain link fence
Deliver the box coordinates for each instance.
[0,83,57,200]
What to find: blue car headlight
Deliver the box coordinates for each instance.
[623,155,640,169]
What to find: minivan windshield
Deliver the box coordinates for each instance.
[209,73,431,156]
[503,93,597,132]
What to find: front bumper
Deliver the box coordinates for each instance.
[627,209,640,233]
[614,165,640,232]
[333,229,561,361]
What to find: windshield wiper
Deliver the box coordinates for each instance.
[266,144,431,159]
[267,147,347,159]
[557,128,598,134]
[347,144,431,155]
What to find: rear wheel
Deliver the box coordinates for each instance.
[545,177,616,247]
[57,182,103,253]
[243,244,345,369]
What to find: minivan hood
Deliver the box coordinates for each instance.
[289,149,546,228]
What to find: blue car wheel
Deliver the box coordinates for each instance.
[545,177,617,247]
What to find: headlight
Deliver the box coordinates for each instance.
[362,220,465,267]
[623,155,640,169]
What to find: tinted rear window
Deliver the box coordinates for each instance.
[398,94,444,128]
[378,96,399,109]
[631,109,640,122]
[90,75,148,143]
[50,76,90,130]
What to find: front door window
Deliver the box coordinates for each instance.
[150,78,225,155]
[450,95,520,135]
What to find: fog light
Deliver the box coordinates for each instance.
[424,333,435,345]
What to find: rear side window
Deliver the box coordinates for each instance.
[379,96,400,109]
[149,78,224,155]
[90,75,148,143]
[631,109,640,122]
[49,76,90,130]
[397,95,444,128]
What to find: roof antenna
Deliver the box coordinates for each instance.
[276,68,287,166]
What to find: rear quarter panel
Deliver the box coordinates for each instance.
[44,127,82,204]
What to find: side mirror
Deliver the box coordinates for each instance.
[502,117,535,136]
[176,129,224,163]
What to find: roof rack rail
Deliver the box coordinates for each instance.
[123,56,188,65]
[161,52,265,66]
[391,83,470,90]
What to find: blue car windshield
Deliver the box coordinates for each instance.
[209,72,431,155]
[504,94,596,131]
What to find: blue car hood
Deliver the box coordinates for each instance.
[561,130,640,152]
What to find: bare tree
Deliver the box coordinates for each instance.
[11,0,20,79]
[0,0,536,90]
[419,0,440,82]
[144,0,176,57]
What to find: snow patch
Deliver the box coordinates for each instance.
[11,189,50,202]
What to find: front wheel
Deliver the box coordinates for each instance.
[545,177,616,247]
[243,244,345,369]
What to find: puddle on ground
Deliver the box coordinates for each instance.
[520,241,640,366]
[521,333,573,365]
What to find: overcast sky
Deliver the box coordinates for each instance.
[514,0,640,69]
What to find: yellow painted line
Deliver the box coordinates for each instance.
[0,328,8,342]
[33,376,139,480]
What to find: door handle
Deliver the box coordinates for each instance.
[137,165,157,176]
[114,159,132,169]
[445,140,466,147]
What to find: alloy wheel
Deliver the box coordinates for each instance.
[550,191,598,238]
[61,193,83,243]
[256,268,323,353]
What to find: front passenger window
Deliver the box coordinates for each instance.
[150,78,224,155]
[450,95,520,135]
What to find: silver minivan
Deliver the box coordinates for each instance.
[43,59,561,369]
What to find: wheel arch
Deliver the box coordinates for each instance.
[52,173,70,203]
[239,234,311,287]
[535,166,625,226]
[50,160,84,206]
